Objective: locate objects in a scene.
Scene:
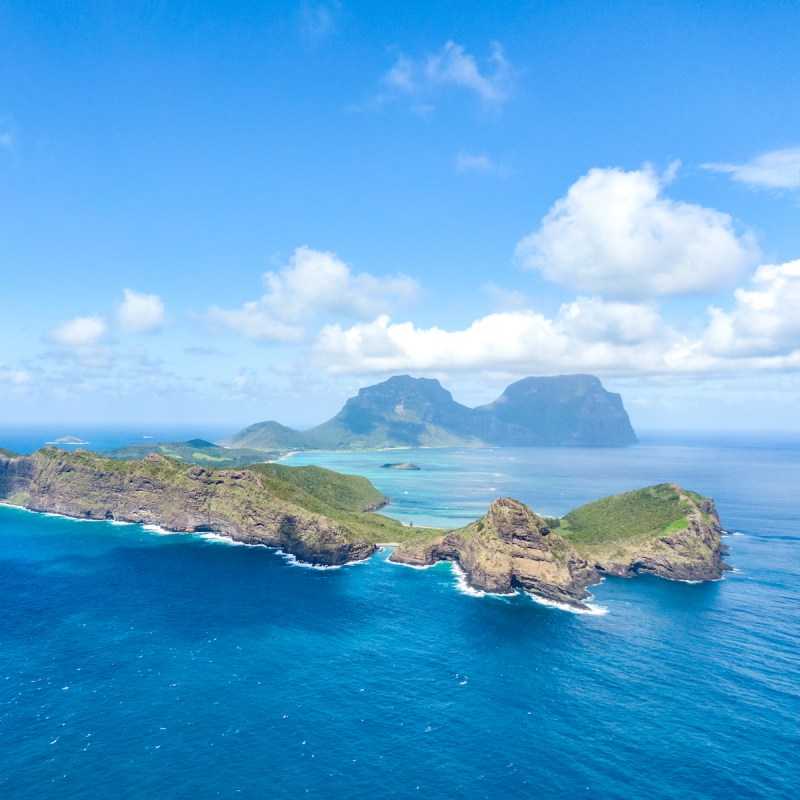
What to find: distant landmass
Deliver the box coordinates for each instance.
[0,449,727,607]
[103,438,279,467]
[51,436,88,445]
[221,373,637,451]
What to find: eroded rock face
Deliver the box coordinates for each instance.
[390,490,729,608]
[594,494,729,582]
[0,449,376,566]
[391,498,597,607]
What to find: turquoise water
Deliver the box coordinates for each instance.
[1,433,799,798]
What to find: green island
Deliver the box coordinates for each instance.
[0,448,728,609]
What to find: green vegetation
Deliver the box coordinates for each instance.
[103,440,279,467]
[24,446,439,546]
[4,492,29,506]
[559,483,694,546]
[0,446,20,458]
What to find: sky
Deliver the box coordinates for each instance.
[2,0,800,433]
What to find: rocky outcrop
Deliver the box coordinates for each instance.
[586,488,730,582]
[391,497,598,607]
[390,488,729,607]
[0,448,376,566]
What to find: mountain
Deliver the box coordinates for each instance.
[221,421,309,452]
[221,373,637,451]
[473,374,637,446]
[302,375,480,449]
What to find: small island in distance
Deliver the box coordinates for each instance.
[50,436,88,445]
[381,462,421,470]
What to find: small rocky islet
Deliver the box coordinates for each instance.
[0,448,729,610]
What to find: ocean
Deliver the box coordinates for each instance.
[1,429,798,798]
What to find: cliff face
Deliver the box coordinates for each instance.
[572,489,729,582]
[221,373,638,451]
[474,375,637,446]
[391,487,729,608]
[391,498,598,607]
[0,449,377,566]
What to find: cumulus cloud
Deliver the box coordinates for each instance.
[381,41,513,109]
[313,299,686,376]
[314,261,800,378]
[515,164,759,297]
[208,246,419,343]
[50,315,107,347]
[705,259,800,357]
[117,289,165,334]
[48,315,112,366]
[703,146,800,190]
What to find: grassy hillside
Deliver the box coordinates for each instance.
[0,446,20,458]
[104,439,279,467]
[558,483,703,548]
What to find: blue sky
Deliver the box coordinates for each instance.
[2,0,800,432]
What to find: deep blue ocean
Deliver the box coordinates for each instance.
[1,428,798,798]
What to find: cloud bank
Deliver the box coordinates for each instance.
[314,259,800,377]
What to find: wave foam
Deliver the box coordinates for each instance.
[451,563,516,599]
[527,593,609,615]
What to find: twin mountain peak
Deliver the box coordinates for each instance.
[224,373,637,451]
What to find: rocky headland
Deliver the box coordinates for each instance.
[0,449,728,608]
[390,484,729,608]
[0,447,392,566]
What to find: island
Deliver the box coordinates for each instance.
[103,438,280,467]
[220,373,638,452]
[51,436,88,445]
[381,462,421,470]
[0,448,729,609]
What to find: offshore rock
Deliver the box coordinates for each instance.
[391,497,598,607]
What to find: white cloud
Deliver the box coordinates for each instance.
[208,246,419,343]
[382,41,513,109]
[515,164,759,297]
[314,299,687,376]
[455,151,508,176]
[705,259,800,357]
[0,364,34,391]
[703,146,800,189]
[50,315,107,347]
[48,315,112,366]
[117,289,165,334]
[314,262,800,378]
[426,41,511,104]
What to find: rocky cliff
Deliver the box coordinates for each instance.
[390,485,728,608]
[0,448,380,565]
[391,497,598,607]
[220,373,638,451]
